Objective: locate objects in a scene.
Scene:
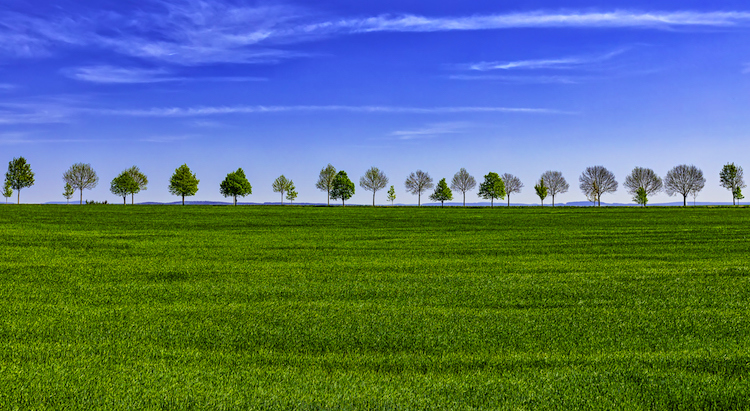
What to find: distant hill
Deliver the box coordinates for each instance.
[39,201,740,207]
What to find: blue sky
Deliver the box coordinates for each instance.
[2,0,750,204]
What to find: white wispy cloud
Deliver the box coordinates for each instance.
[139,135,195,143]
[87,104,571,117]
[448,75,581,84]
[61,65,268,83]
[0,84,15,91]
[2,5,750,65]
[467,49,627,71]
[390,122,471,140]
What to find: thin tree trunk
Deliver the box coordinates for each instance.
[123,196,126,205]
[234,195,237,206]
[683,195,687,207]
[17,190,19,205]
[182,195,185,205]
[281,192,284,205]
[418,192,421,206]
[342,199,345,207]
[441,201,444,207]
[491,198,494,208]
[552,195,555,207]
[508,195,510,207]
[80,189,83,205]
[132,193,134,205]
[373,191,375,206]
[463,192,466,207]
[327,189,330,206]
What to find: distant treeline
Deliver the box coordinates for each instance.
[2,158,746,207]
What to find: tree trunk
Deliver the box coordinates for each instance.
[80,189,83,205]
[281,192,284,205]
[541,199,543,207]
[507,195,510,207]
[418,192,421,207]
[182,195,185,205]
[463,192,466,207]
[683,195,687,207]
[123,196,126,205]
[234,195,237,206]
[17,189,19,205]
[373,191,375,206]
[131,193,134,205]
[491,198,494,208]
[342,199,345,207]
[552,195,555,207]
[327,189,330,206]
[441,200,444,207]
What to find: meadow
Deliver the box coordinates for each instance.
[1,205,749,410]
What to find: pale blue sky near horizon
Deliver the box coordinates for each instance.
[1,0,749,204]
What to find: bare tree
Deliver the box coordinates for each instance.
[541,171,569,207]
[315,164,336,206]
[579,166,617,206]
[624,167,663,206]
[63,163,99,205]
[359,166,389,206]
[665,164,705,206]
[450,168,476,207]
[405,170,434,206]
[501,173,523,207]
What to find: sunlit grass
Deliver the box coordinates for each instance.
[1,205,749,409]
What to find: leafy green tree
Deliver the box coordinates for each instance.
[359,166,389,206]
[315,164,336,206]
[168,164,199,205]
[272,175,292,205]
[719,163,746,205]
[429,178,453,207]
[63,163,98,205]
[534,178,548,206]
[330,170,355,206]
[125,166,148,205]
[386,185,396,205]
[6,157,35,204]
[405,170,434,206]
[635,187,648,207]
[220,168,253,205]
[2,179,12,204]
[63,183,74,204]
[110,172,139,204]
[286,182,298,204]
[478,172,505,208]
[734,187,745,204]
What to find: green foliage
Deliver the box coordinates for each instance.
[220,168,253,205]
[387,185,396,205]
[63,183,74,203]
[2,179,12,203]
[286,182,298,204]
[168,164,199,205]
[429,178,453,206]
[635,187,649,206]
[315,164,337,205]
[478,172,505,207]
[5,156,34,202]
[272,175,292,205]
[125,166,148,204]
[1,206,750,408]
[734,187,744,202]
[110,172,139,204]
[534,178,548,206]
[330,170,355,206]
[719,163,746,205]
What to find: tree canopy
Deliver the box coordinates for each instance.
[478,172,505,207]
[125,166,148,205]
[541,170,569,207]
[315,164,336,206]
[286,182,298,204]
[405,170,434,206]
[272,175,293,205]
[110,172,139,204]
[451,168,476,207]
[2,179,12,204]
[386,185,396,205]
[168,164,199,205]
[665,164,705,207]
[719,163,746,205]
[220,168,253,205]
[429,178,453,207]
[501,173,523,207]
[359,166,388,206]
[624,167,662,207]
[330,171,355,206]
[63,163,98,205]
[534,178,548,206]
[6,157,35,204]
[579,166,617,206]
[63,183,74,204]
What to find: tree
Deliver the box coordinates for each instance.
[6,157,34,204]
[541,171,569,207]
[451,168,476,207]
[330,171,355,206]
[665,164,705,207]
[286,182,298,204]
[579,166,617,206]
[386,185,396,205]
[219,168,253,205]
[635,187,648,207]
[168,164,199,205]
[2,179,12,204]
[63,183,74,205]
[315,164,337,206]
[734,187,745,204]
[405,170,434,206]
[624,167,662,207]
[534,178,548,206]
[501,173,523,207]
[478,172,505,207]
[110,172,139,204]
[429,178,453,207]
[63,163,98,205]
[359,166,388,206]
[272,175,292,205]
[719,163,746,205]
[125,166,148,205]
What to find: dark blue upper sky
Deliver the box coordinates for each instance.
[2,0,750,204]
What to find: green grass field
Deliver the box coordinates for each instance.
[1,205,749,409]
